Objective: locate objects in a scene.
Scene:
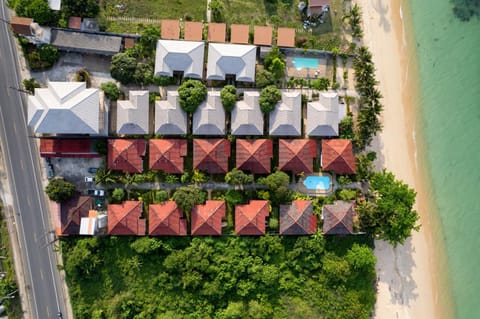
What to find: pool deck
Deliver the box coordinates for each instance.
[286,56,327,79]
[297,172,336,197]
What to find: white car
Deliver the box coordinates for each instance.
[85,176,94,183]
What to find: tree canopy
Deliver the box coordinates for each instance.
[16,0,57,25]
[178,80,207,114]
[225,169,254,186]
[100,82,120,101]
[62,0,99,17]
[45,178,76,203]
[172,186,206,219]
[263,170,292,205]
[110,53,137,85]
[259,85,281,114]
[255,69,275,89]
[220,85,237,112]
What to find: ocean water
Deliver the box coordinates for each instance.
[407,0,480,318]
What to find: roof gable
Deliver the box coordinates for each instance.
[322,201,354,235]
[236,139,272,174]
[155,91,188,135]
[235,200,269,235]
[108,139,146,173]
[108,201,146,235]
[306,92,340,137]
[149,139,187,173]
[278,139,317,174]
[117,91,149,135]
[193,139,231,174]
[192,91,225,135]
[191,200,226,235]
[321,139,356,174]
[280,200,317,235]
[149,201,187,236]
[231,91,263,135]
[269,91,301,136]
[60,195,92,235]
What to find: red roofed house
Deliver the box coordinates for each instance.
[322,200,355,235]
[149,139,187,174]
[277,27,295,47]
[193,139,231,174]
[278,139,317,174]
[321,139,356,175]
[40,139,100,158]
[280,200,317,235]
[235,200,269,235]
[59,195,92,236]
[236,139,272,174]
[108,139,146,173]
[191,200,226,235]
[149,201,187,236]
[108,201,146,235]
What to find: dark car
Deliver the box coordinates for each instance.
[57,312,63,318]
[88,167,98,174]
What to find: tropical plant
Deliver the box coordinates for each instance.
[220,85,236,112]
[133,63,154,86]
[178,79,207,114]
[22,78,41,94]
[263,46,284,70]
[16,0,57,25]
[110,53,137,84]
[264,170,292,205]
[255,69,275,89]
[38,44,59,65]
[112,188,125,203]
[100,82,120,101]
[172,186,206,220]
[259,85,281,114]
[45,178,76,203]
[137,26,160,55]
[191,170,208,184]
[269,57,285,80]
[311,77,330,91]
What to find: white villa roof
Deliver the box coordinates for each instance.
[269,91,301,136]
[306,92,340,137]
[207,43,257,82]
[155,91,188,135]
[117,91,149,135]
[231,91,263,135]
[28,82,100,134]
[192,91,225,135]
[155,40,205,79]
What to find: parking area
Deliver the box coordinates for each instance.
[46,157,104,192]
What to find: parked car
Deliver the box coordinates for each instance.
[87,189,105,196]
[88,167,99,174]
[85,176,94,183]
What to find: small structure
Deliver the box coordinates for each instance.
[149,201,187,236]
[306,92,340,137]
[308,0,330,16]
[235,200,269,235]
[40,139,100,158]
[28,82,100,135]
[184,21,203,41]
[68,17,82,30]
[322,200,355,235]
[161,19,180,39]
[253,26,273,46]
[206,43,257,82]
[321,139,356,175]
[278,139,317,174]
[81,18,99,32]
[231,91,263,136]
[193,139,230,174]
[269,91,302,136]
[50,29,122,55]
[124,37,135,49]
[48,0,61,11]
[280,200,317,235]
[230,24,249,44]
[192,91,225,135]
[236,139,272,174]
[117,91,149,135]
[191,200,226,235]
[108,201,146,236]
[10,17,33,35]
[277,28,295,47]
[149,139,187,174]
[108,139,146,173]
[79,210,101,235]
[154,39,205,79]
[155,91,188,135]
[208,22,226,43]
[59,195,92,236]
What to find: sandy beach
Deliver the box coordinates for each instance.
[357,0,449,318]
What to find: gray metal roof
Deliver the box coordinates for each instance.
[117,91,149,135]
[306,92,339,137]
[192,91,225,135]
[269,91,301,136]
[155,40,205,79]
[206,43,257,82]
[231,91,263,135]
[155,91,188,135]
[50,29,122,55]
[28,81,100,134]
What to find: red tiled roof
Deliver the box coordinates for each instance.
[280,200,317,235]
[60,195,92,236]
[191,200,226,235]
[208,23,226,43]
[161,19,180,39]
[108,201,146,235]
[321,139,356,174]
[278,139,317,174]
[40,139,100,158]
[309,0,330,8]
[322,201,355,235]
[149,201,187,236]
[230,24,249,44]
[184,21,203,41]
[236,139,272,174]
[124,38,135,49]
[10,17,33,35]
[193,139,231,174]
[277,27,295,47]
[68,17,82,29]
[235,200,269,235]
[108,139,146,173]
[253,26,273,46]
[149,139,187,174]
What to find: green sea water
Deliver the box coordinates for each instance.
[407,0,480,318]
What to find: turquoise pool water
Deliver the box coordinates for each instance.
[303,176,331,190]
[292,57,319,70]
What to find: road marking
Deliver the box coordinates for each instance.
[40,270,44,280]
[20,159,24,170]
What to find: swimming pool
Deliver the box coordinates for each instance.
[292,57,319,70]
[303,175,331,190]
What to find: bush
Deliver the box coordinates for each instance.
[38,44,58,66]
[112,188,125,203]
[75,69,91,87]
[23,78,41,94]
[45,178,76,203]
[259,85,281,114]
[255,69,275,88]
[110,53,137,85]
[178,79,207,114]
[220,85,236,112]
[101,82,120,101]
[16,0,58,25]
[311,77,330,91]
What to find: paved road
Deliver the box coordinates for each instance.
[0,3,67,319]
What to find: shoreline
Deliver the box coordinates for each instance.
[357,0,454,318]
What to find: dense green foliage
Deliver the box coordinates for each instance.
[111,188,125,203]
[311,77,331,91]
[269,57,286,80]
[172,186,206,219]
[262,170,292,205]
[178,80,208,114]
[220,85,237,112]
[22,78,41,94]
[45,178,76,203]
[339,115,355,140]
[62,0,99,18]
[62,235,376,319]
[137,26,160,55]
[358,170,420,246]
[259,85,281,114]
[110,53,137,84]
[255,69,275,88]
[263,46,284,71]
[209,0,225,22]
[15,0,57,25]
[225,168,254,185]
[100,82,120,101]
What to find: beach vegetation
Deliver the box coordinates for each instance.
[259,85,282,114]
[178,80,208,114]
[45,178,76,203]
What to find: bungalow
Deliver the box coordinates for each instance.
[191,200,226,235]
[306,92,340,137]
[50,29,122,55]
[231,91,263,136]
[192,91,225,135]
[269,91,302,136]
[280,200,317,235]
[235,200,269,235]
[58,195,92,236]
[206,43,257,82]
[154,40,205,79]
[321,139,356,175]
[193,139,231,174]
[149,139,187,174]
[278,139,317,174]
[117,91,149,135]
[155,91,188,135]
[322,200,355,235]
[108,139,146,174]
[108,201,146,236]
[149,201,187,236]
[236,139,273,174]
